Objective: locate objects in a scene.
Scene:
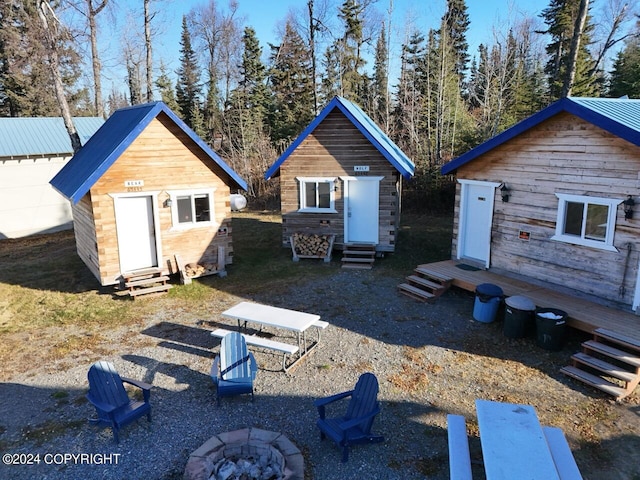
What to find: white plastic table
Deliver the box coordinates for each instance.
[221,301,322,362]
[475,399,560,480]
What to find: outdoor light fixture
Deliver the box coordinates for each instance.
[623,195,635,220]
[500,183,510,202]
[164,198,173,208]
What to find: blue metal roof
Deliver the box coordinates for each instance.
[264,96,415,180]
[442,96,640,175]
[0,117,104,157]
[50,102,247,203]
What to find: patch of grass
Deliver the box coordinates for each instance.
[21,419,86,446]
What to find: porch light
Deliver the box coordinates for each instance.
[500,183,510,202]
[164,198,173,208]
[623,195,635,220]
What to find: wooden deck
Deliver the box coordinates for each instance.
[423,260,640,343]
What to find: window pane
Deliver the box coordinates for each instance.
[194,194,210,222]
[318,182,331,208]
[563,202,583,236]
[584,204,608,241]
[305,183,317,208]
[177,196,192,223]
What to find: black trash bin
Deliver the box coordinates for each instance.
[535,308,568,351]
[504,296,536,338]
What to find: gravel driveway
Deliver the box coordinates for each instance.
[1,267,639,480]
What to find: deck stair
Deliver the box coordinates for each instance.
[341,244,376,269]
[123,268,172,299]
[561,328,640,400]
[397,266,453,303]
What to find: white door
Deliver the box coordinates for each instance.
[458,181,500,267]
[344,177,382,244]
[114,195,158,272]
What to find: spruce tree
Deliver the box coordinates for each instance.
[155,61,180,112]
[373,24,389,131]
[540,0,598,99]
[608,33,640,98]
[175,16,202,127]
[268,21,314,145]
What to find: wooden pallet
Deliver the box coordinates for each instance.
[341,243,376,269]
[561,328,640,400]
[398,266,453,303]
[123,268,172,299]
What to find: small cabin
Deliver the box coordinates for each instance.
[264,96,414,256]
[51,102,247,286]
[0,117,103,239]
[441,97,640,311]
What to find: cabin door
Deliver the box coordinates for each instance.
[343,177,383,244]
[114,194,160,273]
[457,180,501,268]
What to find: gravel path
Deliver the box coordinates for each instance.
[1,268,639,479]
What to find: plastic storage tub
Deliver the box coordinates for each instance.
[503,295,536,338]
[473,283,504,323]
[535,308,568,351]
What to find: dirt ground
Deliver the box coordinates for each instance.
[1,226,639,479]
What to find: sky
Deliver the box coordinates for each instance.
[99,0,548,92]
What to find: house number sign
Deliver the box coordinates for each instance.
[354,166,369,172]
[125,180,144,192]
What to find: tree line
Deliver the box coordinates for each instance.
[1,0,639,210]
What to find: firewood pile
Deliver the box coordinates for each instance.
[290,233,335,262]
[185,263,215,277]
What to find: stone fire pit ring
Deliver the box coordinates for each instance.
[184,428,304,480]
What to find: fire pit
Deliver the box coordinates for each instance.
[183,428,304,480]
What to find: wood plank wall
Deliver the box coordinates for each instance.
[78,114,234,285]
[279,110,401,252]
[453,112,640,306]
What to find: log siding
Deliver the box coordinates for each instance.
[76,114,234,285]
[279,110,401,252]
[452,112,640,307]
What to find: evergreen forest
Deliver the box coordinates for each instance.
[1,0,639,210]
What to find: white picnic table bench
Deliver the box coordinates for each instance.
[212,302,328,372]
[447,400,583,480]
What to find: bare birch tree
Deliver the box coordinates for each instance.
[37,1,82,152]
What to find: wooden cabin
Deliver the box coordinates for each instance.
[441,97,640,312]
[0,117,103,239]
[264,96,414,261]
[50,102,247,287]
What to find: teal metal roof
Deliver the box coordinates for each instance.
[0,117,104,157]
[265,96,415,180]
[442,96,640,174]
[50,102,247,204]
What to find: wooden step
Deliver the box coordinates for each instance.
[571,352,637,382]
[594,328,640,352]
[341,257,375,263]
[583,340,640,368]
[397,283,436,303]
[342,249,375,256]
[414,267,454,284]
[560,366,627,398]
[406,275,445,292]
[129,284,173,297]
[125,275,170,289]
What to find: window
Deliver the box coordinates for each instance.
[552,194,621,251]
[169,189,214,228]
[297,177,337,212]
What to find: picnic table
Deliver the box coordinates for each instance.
[213,301,328,372]
[475,399,582,480]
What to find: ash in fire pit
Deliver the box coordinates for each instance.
[184,428,303,480]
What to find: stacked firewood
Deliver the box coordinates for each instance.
[185,263,207,277]
[292,233,332,257]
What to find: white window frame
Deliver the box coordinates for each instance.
[296,177,338,213]
[168,188,216,230]
[551,193,622,252]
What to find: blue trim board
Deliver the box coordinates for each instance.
[51,102,247,204]
[441,97,640,175]
[264,96,415,180]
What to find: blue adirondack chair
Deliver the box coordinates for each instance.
[314,372,384,462]
[86,360,152,443]
[210,332,258,406]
